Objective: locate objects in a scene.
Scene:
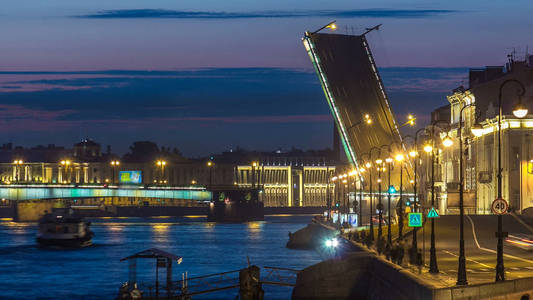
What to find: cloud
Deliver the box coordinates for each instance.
[79,9,457,19]
[0,67,466,155]
[380,67,468,93]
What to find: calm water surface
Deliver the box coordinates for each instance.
[0,215,323,299]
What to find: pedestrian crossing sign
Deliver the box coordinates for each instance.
[408,213,422,227]
[427,207,439,218]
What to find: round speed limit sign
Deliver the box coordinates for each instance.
[491,198,509,215]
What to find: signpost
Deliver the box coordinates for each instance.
[491,198,509,215]
[427,207,439,219]
[408,212,422,227]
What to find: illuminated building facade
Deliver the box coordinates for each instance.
[236,164,336,207]
[437,58,533,214]
[0,161,235,187]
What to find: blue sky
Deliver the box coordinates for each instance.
[0,1,531,156]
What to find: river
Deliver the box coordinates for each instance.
[0,215,323,299]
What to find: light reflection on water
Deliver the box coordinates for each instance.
[0,215,321,299]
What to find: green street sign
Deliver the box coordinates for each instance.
[408,213,423,227]
[427,207,440,218]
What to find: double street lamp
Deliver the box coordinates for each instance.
[110,160,120,184]
[60,160,72,184]
[13,159,24,182]
[156,160,167,185]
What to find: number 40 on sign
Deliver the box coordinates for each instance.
[491,198,508,215]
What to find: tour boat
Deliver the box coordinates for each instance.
[36,210,94,248]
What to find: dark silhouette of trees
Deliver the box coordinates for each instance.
[122,141,187,163]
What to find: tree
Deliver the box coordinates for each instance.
[122,141,160,163]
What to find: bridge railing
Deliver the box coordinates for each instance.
[133,266,301,298]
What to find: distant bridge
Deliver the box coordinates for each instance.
[0,184,212,202]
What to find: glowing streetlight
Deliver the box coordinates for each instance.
[424,144,433,153]
[312,20,337,34]
[442,136,454,148]
[513,103,528,118]
[364,114,373,124]
[395,153,405,162]
[408,114,416,126]
[471,123,484,137]
[409,150,417,158]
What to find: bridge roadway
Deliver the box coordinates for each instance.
[0,184,211,201]
[405,214,533,283]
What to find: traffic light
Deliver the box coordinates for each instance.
[335,202,340,208]
[406,200,411,206]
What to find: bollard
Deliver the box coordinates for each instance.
[239,265,264,300]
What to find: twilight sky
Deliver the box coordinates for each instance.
[0,0,532,156]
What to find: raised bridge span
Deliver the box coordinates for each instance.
[0,184,211,202]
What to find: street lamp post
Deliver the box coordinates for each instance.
[406,129,426,263]
[385,156,393,246]
[311,20,337,34]
[13,160,23,182]
[358,167,365,228]
[377,159,383,240]
[495,79,527,282]
[429,141,438,274]
[426,121,454,274]
[369,146,382,242]
[156,160,167,185]
[456,102,474,285]
[60,160,72,184]
[251,162,258,188]
[207,161,214,190]
[110,160,120,184]
[330,176,338,222]
[395,153,405,240]
[365,153,375,243]
[343,178,348,221]
[349,170,358,225]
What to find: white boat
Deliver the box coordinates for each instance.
[36,210,94,248]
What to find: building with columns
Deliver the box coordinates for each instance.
[435,57,533,214]
[236,163,336,207]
